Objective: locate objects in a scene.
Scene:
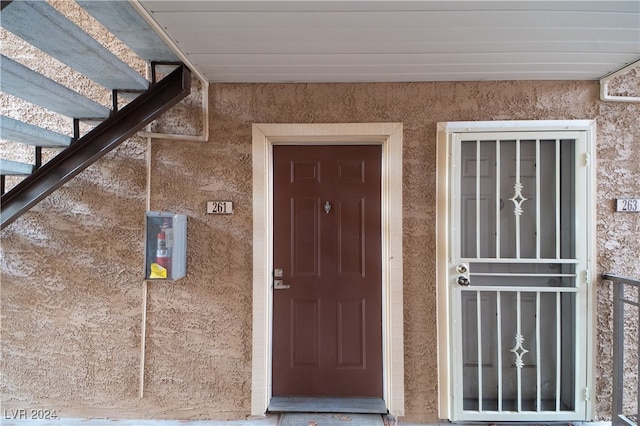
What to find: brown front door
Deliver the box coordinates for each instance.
[272,145,383,398]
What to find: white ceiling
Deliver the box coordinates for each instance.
[137,1,640,83]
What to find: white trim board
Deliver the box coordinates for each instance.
[251,123,404,416]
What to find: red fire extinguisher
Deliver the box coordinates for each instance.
[156,232,171,277]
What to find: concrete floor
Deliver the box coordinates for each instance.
[1,418,282,426]
[0,415,440,426]
[0,419,613,426]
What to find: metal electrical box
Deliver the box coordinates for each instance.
[144,212,187,280]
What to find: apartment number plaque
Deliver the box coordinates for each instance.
[616,198,640,212]
[207,201,234,215]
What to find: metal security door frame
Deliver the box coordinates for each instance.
[251,123,404,416]
[435,120,597,421]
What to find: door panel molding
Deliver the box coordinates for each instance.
[436,120,596,422]
[251,123,404,416]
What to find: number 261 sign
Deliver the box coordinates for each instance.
[207,201,234,215]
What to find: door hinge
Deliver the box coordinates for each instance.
[585,270,591,284]
[584,387,591,401]
[584,152,591,166]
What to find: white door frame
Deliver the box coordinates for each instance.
[436,120,597,421]
[251,123,404,416]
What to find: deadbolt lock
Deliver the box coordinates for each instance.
[456,264,468,274]
[457,276,471,286]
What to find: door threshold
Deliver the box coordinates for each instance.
[278,412,384,426]
[269,397,387,414]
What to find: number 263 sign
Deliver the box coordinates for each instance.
[616,198,640,212]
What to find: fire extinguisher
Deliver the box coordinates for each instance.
[162,219,174,259]
[156,232,171,277]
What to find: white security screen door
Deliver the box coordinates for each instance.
[437,122,595,422]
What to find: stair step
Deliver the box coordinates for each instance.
[0,159,35,176]
[1,55,111,120]
[1,64,191,230]
[76,1,180,63]
[1,115,73,147]
[1,0,149,91]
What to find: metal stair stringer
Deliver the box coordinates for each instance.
[1,64,191,230]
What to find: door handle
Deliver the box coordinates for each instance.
[457,276,470,286]
[274,279,290,290]
[273,268,289,289]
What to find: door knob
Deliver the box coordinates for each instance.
[457,276,470,286]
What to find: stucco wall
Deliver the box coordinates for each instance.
[2,77,639,422]
[1,3,639,419]
[595,67,640,421]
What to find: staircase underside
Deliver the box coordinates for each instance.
[0,64,191,230]
[1,0,190,229]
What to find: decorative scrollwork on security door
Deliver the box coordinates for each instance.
[510,333,529,368]
[509,182,528,216]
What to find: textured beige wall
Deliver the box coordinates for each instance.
[595,67,640,420]
[2,77,639,422]
[1,3,639,418]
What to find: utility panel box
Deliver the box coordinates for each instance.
[144,212,187,280]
